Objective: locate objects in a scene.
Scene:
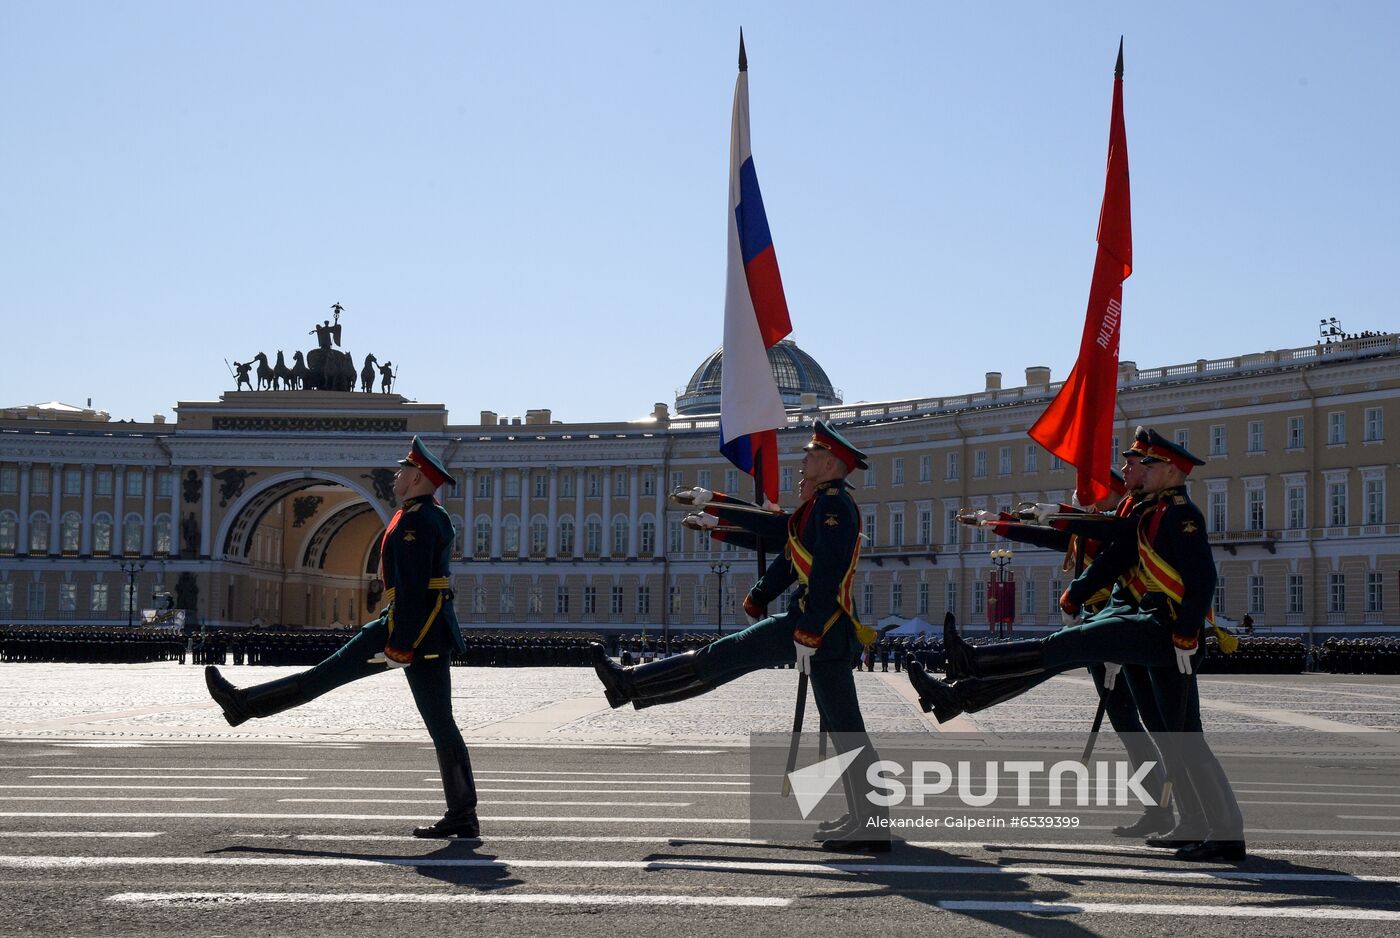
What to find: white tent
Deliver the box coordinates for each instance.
[877,615,935,638]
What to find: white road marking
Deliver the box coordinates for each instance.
[0,797,226,802]
[0,785,739,795]
[106,891,791,908]
[28,775,307,780]
[278,798,695,808]
[0,831,162,838]
[937,900,1400,920]
[1338,815,1400,821]
[0,812,750,823]
[0,765,749,777]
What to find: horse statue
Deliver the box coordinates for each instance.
[252,352,275,390]
[305,346,356,391]
[289,351,308,390]
[272,351,295,390]
[361,354,378,393]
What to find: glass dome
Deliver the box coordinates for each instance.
[675,339,842,416]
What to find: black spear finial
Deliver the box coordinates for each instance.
[1115,36,1124,79]
[739,28,747,73]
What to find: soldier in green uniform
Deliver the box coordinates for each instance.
[908,427,1244,862]
[204,436,478,839]
[592,421,888,851]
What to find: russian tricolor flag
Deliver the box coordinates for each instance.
[720,34,792,504]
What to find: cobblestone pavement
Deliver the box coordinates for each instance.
[0,662,1397,743]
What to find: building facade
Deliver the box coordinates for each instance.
[2,333,1397,638]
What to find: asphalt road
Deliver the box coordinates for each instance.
[5,732,1400,937]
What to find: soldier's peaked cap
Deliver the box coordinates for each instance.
[398,436,456,490]
[803,420,868,471]
[1121,426,1205,474]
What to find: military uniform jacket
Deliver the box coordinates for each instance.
[746,479,872,649]
[1066,486,1216,644]
[379,494,465,658]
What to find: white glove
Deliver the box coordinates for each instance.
[1102,662,1122,691]
[794,641,816,675]
[761,499,782,513]
[673,486,713,507]
[367,653,409,669]
[1030,502,1058,524]
[683,512,718,530]
[1060,609,1080,628]
[1175,644,1196,675]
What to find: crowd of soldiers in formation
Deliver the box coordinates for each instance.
[1,625,1398,675]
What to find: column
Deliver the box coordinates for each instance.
[111,466,126,557]
[141,466,156,556]
[462,469,476,559]
[653,469,666,558]
[546,466,559,557]
[16,462,30,556]
[517,468,529,559]
[627,466,640,557]
[168,467,181,558]
[80,464,95,556]
[574,469,585,554]
[49,463,62,556]
[200,466,213,558]
[490,468,503,558]
[601,469,612,557]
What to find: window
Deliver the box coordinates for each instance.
[1364,407,1383,442]
[1248,575,1265,615]
[863,513,876,548]
[1327,480,1348,527]
[695,583,708,617]
[1328,573,1345,614]
[530,518,548,555]
[946,453,959,481]
[725,469,738,493]
[636,586,650,616]
[476,474,492,499]
[452,518,466,557]
[474,517,491,555]
[998,446,1011,475]
[892,458,905,485]
[561,473,574,498]
[945,509,960,545]
[639,519,655,555]
[502,516,520,554]
[1024,446,1038,473]
[863,463,875,488]
[610,586,623,616]
[919,455,932,483]
[96,470,113,496]
[781,467,793,493]
[1367,572,1383,613]
[126,471,144,497]
[889,508,904,547]
[697,470,711,490]
[63,468,81,496]
[1287,416,1305,450]
[90,582,109,613]
[585,518,602,556]
[1213,577,1226,616]
[973,586,985,616]
[1247,421,1264,453]
[0,513,16,553]
[29,513,50,554]
[556,586,570,615]
[945,581,958,617]
[1208,425,1226,456]
[1245,488,1265,531]
[614,473,628,497]
[584,586,597,615]
[505,473,520,499]
[534,473,547,498]
[558,517,575,555]
[669,471,683,492]
[1207,490,1227,533]
[587,473,601,498]
[31,470,49,496]
[1287,575,1303,615]
[973,450,987,478]
[60,512,81,553]
[918,508,933,546]
[1286,483,1306,530]
[28,582,45,613]
[1174,429,1189,449]
[667,520,683,553]
[891,581,903,612]
[499,583,514,614]
[1024,579,1037,619]
[0,583,12,613]
[158,472,174,498]
[861,582,874,617]
[1328,412,1346,445]
[917,582,929,615]
[611,516,629,556]
[1049,453,1064,472]
[1364,477,1385,525]
[58,582,77,613]
[0,468,15,495]
[1050,579,1063,615]
[155,516,172,554]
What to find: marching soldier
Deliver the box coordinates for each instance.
[908,427,1245,862]
[592,421,889,851]
[205,436,479,840]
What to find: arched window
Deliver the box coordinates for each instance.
[93,514,113,555]
[123,513,143,555]
[639,514,656,556]
[558,517,575,556]
[154,514,172,555]
[0,511,17,554]
[502,515,520,554]
[584,516,602,557]
[474,517,492,557]
[611,516,629,557]
[530,515,548,557]
[450,515,466,558]
[28,512,50,554]
[60,512,81,554]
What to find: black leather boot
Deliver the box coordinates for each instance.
[957,640,1046,681]
[943,615,976,680]
[591,644,711,710]
[1111,804,1175,838]
[205,666,307,727]
[414,749,480,839]
[907,660,963,722]
[820,746,892,854]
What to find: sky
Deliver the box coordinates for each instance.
[2,2,1397,424]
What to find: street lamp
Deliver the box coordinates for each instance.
[118,558,147,628]
[988,548,1014,639]
[710,561,731,636]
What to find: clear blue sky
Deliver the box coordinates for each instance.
[3,2,1396,423]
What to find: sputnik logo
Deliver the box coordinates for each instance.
[786,746,865,819]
